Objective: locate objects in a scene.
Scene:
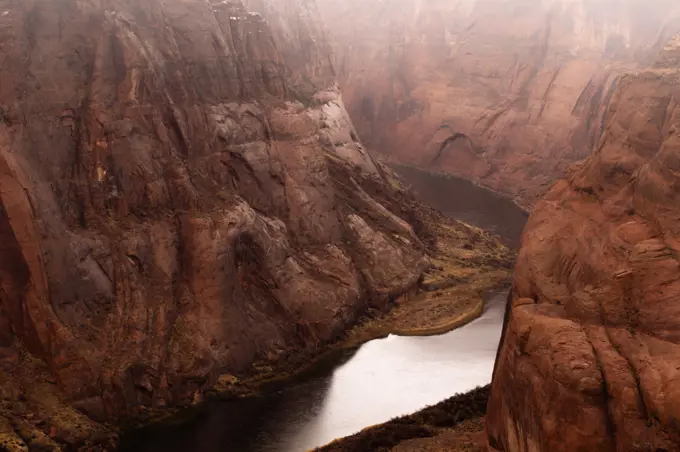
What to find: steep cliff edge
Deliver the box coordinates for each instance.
[487,36,680,451]
[0,0,433,448]
[317,0,680,207]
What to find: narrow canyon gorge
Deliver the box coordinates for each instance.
[0,0,680,451]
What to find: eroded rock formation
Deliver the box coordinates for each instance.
[0,0,431,447]
[487,36,680,451]
[317,0,680,207]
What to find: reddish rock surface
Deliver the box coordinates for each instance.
[487,36,680,451]
[317,0,680,207]
[0,0,430,446]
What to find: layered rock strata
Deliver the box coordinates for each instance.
[488,35,680,451]
[0,0,430,446]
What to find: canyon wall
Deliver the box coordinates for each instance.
[318,0,680,207]
[0,0,429,445]
[487,36,680,451]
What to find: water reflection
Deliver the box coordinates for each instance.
[119,292,507,452]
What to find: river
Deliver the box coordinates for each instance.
[119,292,507,452]
[390,164,528,248]
[119,171,527,452]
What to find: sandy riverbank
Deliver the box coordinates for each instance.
[124,211,514,436]
[211,214,514,395]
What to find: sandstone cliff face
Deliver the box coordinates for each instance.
[487,37,680,451]
[0,0,428,445]
[317,0,680,207]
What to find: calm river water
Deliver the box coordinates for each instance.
[119,170,527,452]
[119,292,508,452]
[391,164,528,248]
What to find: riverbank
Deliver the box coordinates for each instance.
[115,160,518,449]
[209,213,514,393]
[341,217,513,344]
[119,289,505,452]
[122,208,514,437]
[115,159,520,451]
[315,385,490,452]
[119,287,507,451]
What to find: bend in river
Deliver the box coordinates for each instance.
[119,291,509,452]
[119,172,528,452]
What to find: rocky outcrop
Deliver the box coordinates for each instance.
[487,36,680,451]
[317,0,680,207]
[0,0,429,445]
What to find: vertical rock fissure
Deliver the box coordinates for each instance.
[605,327,652,424]
[585,327,618,452]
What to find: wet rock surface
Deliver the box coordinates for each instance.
[317,0,680,207]
[0,0,433,447]
[487,36,680,451]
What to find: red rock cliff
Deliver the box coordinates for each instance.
[0,0,428,445]
[487,35,680,451]
[317,0,680,207]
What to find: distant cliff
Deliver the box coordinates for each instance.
[0,0,430,447]
[318,0,680,207]
[487,35,680,451]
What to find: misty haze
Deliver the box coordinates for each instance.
[0,1,679,451]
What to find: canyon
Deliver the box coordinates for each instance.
[318,0,680,207]
[3,0,680,451]
[0,0,445,448]
[318,34,680,452]
[0,0,518,450]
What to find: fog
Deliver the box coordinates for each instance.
[314,0,680,206]
[318,0,680,52]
